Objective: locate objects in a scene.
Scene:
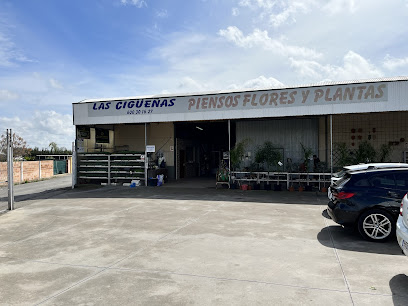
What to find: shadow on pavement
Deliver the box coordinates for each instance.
[390,274,408,305]
[4,185,332,206]
[317,225,404,256]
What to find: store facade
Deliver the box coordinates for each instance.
[72,77,408,187]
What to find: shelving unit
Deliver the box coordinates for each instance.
[78,154,110,183]
[231,171,331,190]
[77,153,146,185]
[110,154,145,183]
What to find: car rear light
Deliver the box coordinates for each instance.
[401,193,407,216]
[335,192,355,199]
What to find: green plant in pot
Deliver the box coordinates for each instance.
[354,141,376,164]
[255,141,283,190]
[378,144,392,162]
[334,142,353,168]
[300,143,313,172]
[230,138,251,171]
[230,138,251,188]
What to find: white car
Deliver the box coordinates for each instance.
[328,163,408,200]
[397,193,408,256]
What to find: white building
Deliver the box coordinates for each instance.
[72,76,408,186]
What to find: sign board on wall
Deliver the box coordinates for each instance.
[74,79,408,126]
[146,145,156,153]
[86,83,388,118]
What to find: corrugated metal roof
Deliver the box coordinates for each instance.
[75,76,408,104]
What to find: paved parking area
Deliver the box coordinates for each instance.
[0,186,407,305]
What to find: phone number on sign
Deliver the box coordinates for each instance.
[126,109,153,115]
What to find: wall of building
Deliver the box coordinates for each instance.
[114,124,146,152]
[114,122,175,178]
[332,111,408,163]
[146,122,174,168]
[236,118,319,171]
[77,127,115,153]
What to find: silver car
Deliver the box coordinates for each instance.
[397,193,408,256]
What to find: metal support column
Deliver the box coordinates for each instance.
[228,120,231,186]
[7,129,14,210]
[72,141,76,189]
[330,115,333,176]
[175,138,178,180]
[144,123,147,186]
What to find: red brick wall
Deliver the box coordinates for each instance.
[0,160,54,185]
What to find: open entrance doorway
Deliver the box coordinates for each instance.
[175,120,233,181]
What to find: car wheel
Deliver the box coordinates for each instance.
[357,209,395,242]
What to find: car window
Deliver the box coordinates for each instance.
[353,178,370,187]
[369,174,395,188]
[395,172,408,188]
[335,173,351,186]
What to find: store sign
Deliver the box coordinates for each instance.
[87,83,388,117]
[146,145,155,152]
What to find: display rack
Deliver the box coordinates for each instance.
[231,171,331,190]
[77,153,145,185]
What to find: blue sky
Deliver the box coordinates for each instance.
[1,0,408,149]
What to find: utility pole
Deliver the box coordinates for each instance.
[7,129,14,210]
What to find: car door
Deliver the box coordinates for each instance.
[367,173,397,208]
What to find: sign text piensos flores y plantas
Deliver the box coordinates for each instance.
[88,83,387,117]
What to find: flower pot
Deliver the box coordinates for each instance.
[298,186,304,192]
[321,187,327,193]
[241,184,248,191]
[289,186,295,192]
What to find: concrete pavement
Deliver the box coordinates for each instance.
[0,186,407,305]
[0,174,72,212]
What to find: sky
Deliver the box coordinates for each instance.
[1,0,408,149]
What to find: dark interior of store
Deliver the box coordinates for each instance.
[175,121,234,178]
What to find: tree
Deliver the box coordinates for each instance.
[49,142,58,153]
[0,132,31,161]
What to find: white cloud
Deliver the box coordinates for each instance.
[218,26,321,59]
[383,55,408,70]
[322,0,357,15]
[268,1,312,27]
[120,0,147,8]
[177,77,209,93]
[49,78,63,89]
[0,29,32,67]
[227,75,284,90]
[0,89,19,101]
[0,111,74,149]
[289,51,383,81]
[232,8,239,16]
[238,0,357,27]
[156,9,168,18]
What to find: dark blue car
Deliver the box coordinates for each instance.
[327,167,408,242]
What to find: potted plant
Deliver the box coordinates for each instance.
[255,141,283,191]
[300,143,313,172]
[230,138,251,189]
